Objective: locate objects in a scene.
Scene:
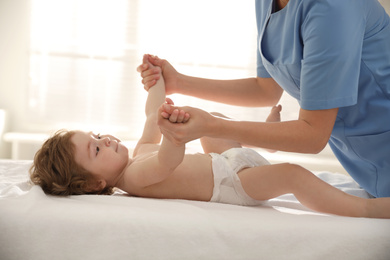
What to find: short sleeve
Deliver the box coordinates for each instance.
[300,0,365,110]
[255,0,272,78]
[257,36,272,78]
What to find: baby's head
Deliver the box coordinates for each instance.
[30,130,114,196]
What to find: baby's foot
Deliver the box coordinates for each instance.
[266,105,282,123]
[367,197,390,219]
[264,105,281,153]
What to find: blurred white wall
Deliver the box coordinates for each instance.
[0,0,30,158]
[0,0,389,159]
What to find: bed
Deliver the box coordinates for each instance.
[1,158,390,260]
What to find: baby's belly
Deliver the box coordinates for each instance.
[135,153,214,201]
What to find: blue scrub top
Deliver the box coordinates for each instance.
[256,0,390,197]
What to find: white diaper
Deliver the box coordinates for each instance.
[209,148,270,206]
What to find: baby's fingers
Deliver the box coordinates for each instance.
[159,103,190,123]
[170,109,190,123]
[159,103,170,118]
[165,97,174,105]
[168,109,180,123]
[182,112,190,123]
[176,110,186,123]
[161,111,170,119]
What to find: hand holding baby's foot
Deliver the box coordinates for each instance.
[266,105,282,123]
[160,101,190,123]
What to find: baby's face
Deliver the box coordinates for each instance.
[71,131,129,185]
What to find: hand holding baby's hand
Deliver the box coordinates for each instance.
[159,99,190,123]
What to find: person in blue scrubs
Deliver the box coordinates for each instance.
[138,0,390,197]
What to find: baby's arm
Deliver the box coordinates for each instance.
[129,58,190,187]
[133,56,166,156]
[130,103,191,187]
[156,102,190,173]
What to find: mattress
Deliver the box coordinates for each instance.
[1,159,390,260]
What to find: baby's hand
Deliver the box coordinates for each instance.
[160,101,190,123]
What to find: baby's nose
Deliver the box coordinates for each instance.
[101,137,110,146]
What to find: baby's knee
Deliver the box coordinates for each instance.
[281,163,308,173]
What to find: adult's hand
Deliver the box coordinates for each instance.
[137,54,180,95]
[160,99,190,124]
[158,104,215,146]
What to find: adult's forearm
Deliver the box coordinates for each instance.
[212,117,328,154]
[177,75,282,107]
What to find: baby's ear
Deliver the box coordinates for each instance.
[86,179,107,193]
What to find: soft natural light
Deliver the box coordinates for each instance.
[138,0,256,69]
[28,0,299,140]
[31,0,129,57]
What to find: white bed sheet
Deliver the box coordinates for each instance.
[1,159,390,260]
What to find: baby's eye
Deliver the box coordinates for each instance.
[97,133,101,139]
[96,146,100,156]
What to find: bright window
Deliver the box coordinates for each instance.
[28,0,299,139]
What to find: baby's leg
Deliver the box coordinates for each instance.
[263,105,282,153]
[200,112,242,154]
[238,163,390,218]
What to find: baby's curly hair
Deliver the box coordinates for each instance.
[30,130,113,196]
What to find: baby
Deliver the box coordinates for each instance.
[30,57,390,218]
